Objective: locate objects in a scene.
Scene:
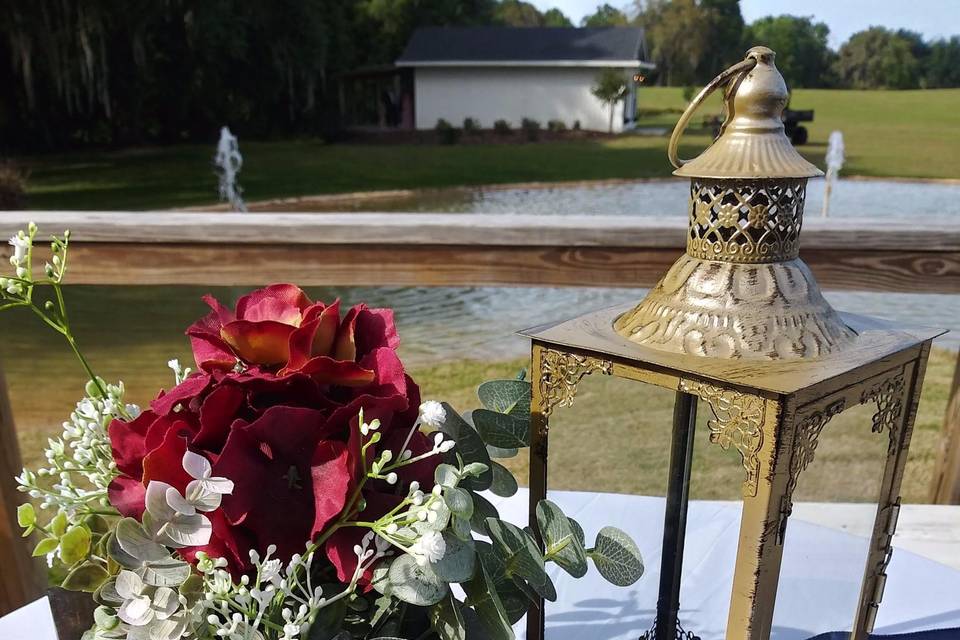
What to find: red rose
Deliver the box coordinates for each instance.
[186,284,398,387]
[107,286,434,576]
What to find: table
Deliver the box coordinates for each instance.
[3,490,959,640]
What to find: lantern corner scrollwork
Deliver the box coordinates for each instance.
[537,348,612,418]
[679,379,766,497]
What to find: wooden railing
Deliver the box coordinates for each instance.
[1,211,960,614]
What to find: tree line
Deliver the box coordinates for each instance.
[1,0,957,152]
[630,0,960,90]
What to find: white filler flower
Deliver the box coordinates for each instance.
[411,530,446,565]
[418,401,446,429]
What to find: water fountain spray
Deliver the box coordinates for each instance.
[214,126,247,212]
[821,130,844,217]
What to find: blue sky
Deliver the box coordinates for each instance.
[530,0,960,48]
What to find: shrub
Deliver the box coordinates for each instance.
[462,117,480,133]
[0,162,28,210]
[572,119,582,130]
[493,119,512,135]
[547,119,567,132]
[520,117,541,141]
[682,85,696,102]
[434,118,460,145]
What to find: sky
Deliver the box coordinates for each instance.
[530,0,960,48]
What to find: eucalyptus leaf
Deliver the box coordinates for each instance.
[468,493,499,536]
[486,444,518,459]
[61,562,110,592]
[106,532,140,570]
[32,537,59,557]
[438,403,492,491]
[141,558,192,587]
[115,518,169,563]
[93,605,120,631]
[489,462,518,498]
[589,526,644,587]
[462,560,515,640]
[430,593,466,640]
[451,514,473,542]
[387,554,449,606]
[370,563,392,596]
[568,517,586,548]
[435,463,459,488]
[432,532,476,583]
[477,379,531,417]
[443,486,474,519]
[473,409,529,449]
[475,542,530,624]
[460,462,489,478]
[60,525,92,566]
[536,500,587,578]
[16,503,35,527]
[51,513,68,538]
[485,518,556,602]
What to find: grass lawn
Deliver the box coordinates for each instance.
[2,286,951,504]
[13,88,960,211]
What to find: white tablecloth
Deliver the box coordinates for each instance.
[4,490,959,640]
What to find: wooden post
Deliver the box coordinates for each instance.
[931,354,960,504]
[0,362,44,616]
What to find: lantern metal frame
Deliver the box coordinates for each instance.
[519,46,944,640]
[520,309,939,640]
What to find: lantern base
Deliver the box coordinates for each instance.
[613,254,857,360]
[641,617,702,640]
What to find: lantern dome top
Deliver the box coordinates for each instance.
[670,46,823,180]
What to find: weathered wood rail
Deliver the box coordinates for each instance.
[0,210,959,615]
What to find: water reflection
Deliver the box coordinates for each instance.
[262,178,960,219]
[309,286,959,367]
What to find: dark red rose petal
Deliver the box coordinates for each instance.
[142,428,193,494]
[310,440,353,537]
[354,307,400,357]
[194,384,246,451]
[235,284,311,318]
[213,406,330,561]
[333,306,361,362]
[220,320,297,366]
[107,476,147,519]
[291,356,376,387]
[151,374,211,416]
[108,412,153,478]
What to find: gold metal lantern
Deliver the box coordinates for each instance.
[521,47,943,640]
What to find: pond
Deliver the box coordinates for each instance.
[253,177,960,355]
[264,176,960,218]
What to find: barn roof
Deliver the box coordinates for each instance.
[396,27,652,68]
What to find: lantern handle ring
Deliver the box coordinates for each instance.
[668,56,758,169]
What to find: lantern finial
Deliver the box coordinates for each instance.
[614,48,855,360]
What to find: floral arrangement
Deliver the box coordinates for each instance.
[5,224,643,640]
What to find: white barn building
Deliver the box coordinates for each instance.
[395,27,654,133]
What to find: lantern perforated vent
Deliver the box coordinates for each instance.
[687,178,806,263]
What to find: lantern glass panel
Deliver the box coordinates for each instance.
[771,403,890,637]
[534,375,673,633]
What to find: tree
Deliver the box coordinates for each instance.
[635,0,711,85]
[581,4,629,27]
[591,68,628,133]
[745,15,832,88]
[924,37,960,88]
[542,8,573,27]
[696,0,746,79]
[494,0,545,26]
[833,27,920,89]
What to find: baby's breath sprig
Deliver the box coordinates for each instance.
[1,224,106,398]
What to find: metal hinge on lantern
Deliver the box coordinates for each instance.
[865,497,902,632]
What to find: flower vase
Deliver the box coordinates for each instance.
[48,587,97,640]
